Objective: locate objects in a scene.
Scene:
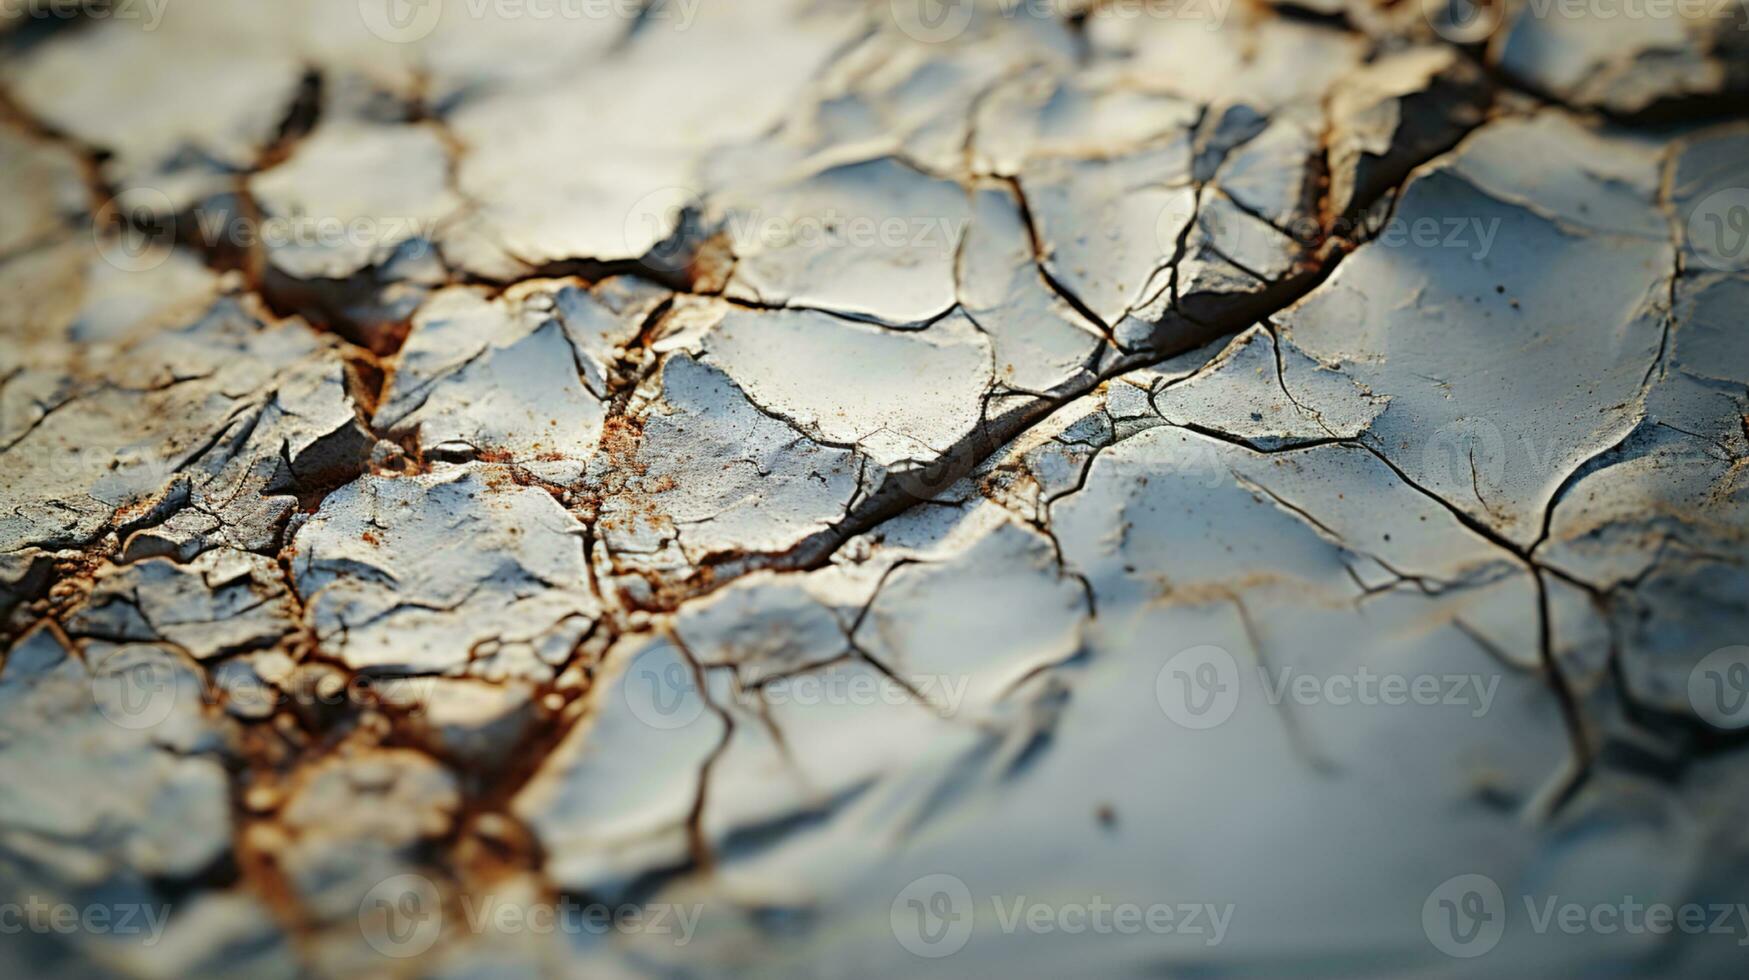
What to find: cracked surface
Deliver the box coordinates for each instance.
[2,2,1747,977]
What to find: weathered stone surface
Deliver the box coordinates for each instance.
[3,4,1746,978]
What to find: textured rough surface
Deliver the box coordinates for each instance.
[2,2,1747,978]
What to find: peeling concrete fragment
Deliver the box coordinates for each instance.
[1326,46,1490,218]
[274,746,459,942]
[376,277,667,429]
[1539,272,1749,587]
[412,677,541,770]
[1017,140,1195,328]
[718,156,970,326]
[1087,10,1366,110]
[856,520,1087,716]
[1151,326,1383,449]
[1607,560,1749,726]
[0,233,225,354]
[1205,108,1318,229]
[958,181,1111,396]
[394,319,607,485]
[1280,114,1672,545]
[702,307,996,468]
[972,75,1202,176]
[1494,0,1749,115]
[1,628,233,895]
[66,548,297,661]
[674,572,856,678]
[210,649,298,722]
[513,637,726,898]
[292,464,598,676]
[249,120,459,281]
[0,547,52,624]
[6,7,306,205]
[439,2,854,278]
[336,0,628,105]
[0,121,84,260]
[593,353,862,574]
[2,296,368,557]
